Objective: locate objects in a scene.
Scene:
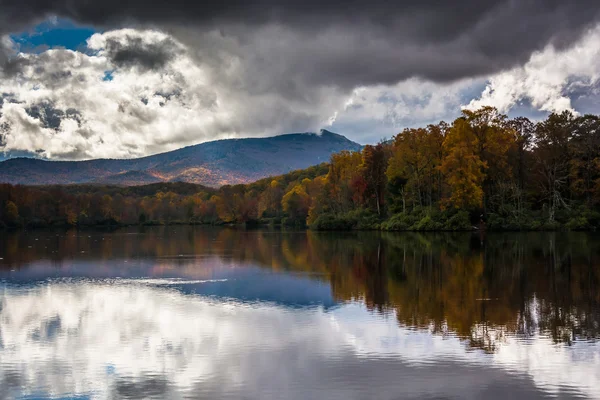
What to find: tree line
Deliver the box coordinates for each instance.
[2,106,600,230]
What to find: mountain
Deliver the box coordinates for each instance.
[0,130,362,187]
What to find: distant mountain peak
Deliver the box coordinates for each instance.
[319,129,335,135]
[319,129,346,138]
[0,131,362,187]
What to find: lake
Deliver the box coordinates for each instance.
[0,227,599,399]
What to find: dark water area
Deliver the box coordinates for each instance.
[0,227,599,399]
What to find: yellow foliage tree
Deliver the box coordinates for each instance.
[441,107,514,211]
[326,150,364,213]
[441,118,485,210]
[387,125,444,210]
[258,180,283,218]
[282,184,311,222]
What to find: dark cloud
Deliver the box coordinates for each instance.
[154,88,181,101]
[1,49,92,88]
[0,1,593,40]
[0,125,7,148]
[1,0,600,159]
[1,0,600,86]
[103,34,181,70]
[0,92,20,103]
[25,101,82,130]
[1,55,31,77]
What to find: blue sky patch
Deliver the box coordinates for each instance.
[10,18,97,53]
[103,71,115,81]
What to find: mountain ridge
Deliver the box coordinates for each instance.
[0,130,362,187]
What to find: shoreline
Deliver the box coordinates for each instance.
[2,221,596,233]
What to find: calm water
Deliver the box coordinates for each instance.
[0,227,599,399]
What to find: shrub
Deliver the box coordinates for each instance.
[584,210,600,228]
[565,216,589,230]
[485,212,531,231]
[346,208,381,230]
[310,214,353,230]
[444,211,471,231]
[540,220,561,231]
[282,217,307,228]
[259,217,280,226]
[485,213,505,230]
[381,213,416,231]
[413,214,443,231]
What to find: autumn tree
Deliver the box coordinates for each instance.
[507,116,534,191]
[282,183,311,224]
[386,123,445,212]
[460,107,514,214]
[307,176,327,225]
[569,114,600,205]
[361,143,389,216]
[212,194,235,222]
[258,180,284,218]
[441,118,485,210]
[239,190,259,222]
[326,150,364,213]
[499,116,535,216]
[533,111,574,222]
[101,194,114,220]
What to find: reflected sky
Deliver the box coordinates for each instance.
[0,227,599,399]
[1,259,336,309]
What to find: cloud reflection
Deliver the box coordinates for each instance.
[0,281,598,399]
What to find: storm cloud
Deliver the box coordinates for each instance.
[1,1,600,85]
[102,34,182,71]
[1,1,600,159]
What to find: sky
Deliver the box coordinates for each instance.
[1,1,600,160]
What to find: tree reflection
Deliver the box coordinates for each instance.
[1,228,598,349]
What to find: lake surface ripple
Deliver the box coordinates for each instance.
[0,227,599,399]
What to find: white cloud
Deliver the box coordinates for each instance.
[0,30,233,159]
[0,35,15,53]
[3,23,600,159]
[0,28,344,160]
[466,25,600,114]
[0,281,598,399]
[330,78,479,136]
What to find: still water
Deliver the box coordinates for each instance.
[0,227,599,399]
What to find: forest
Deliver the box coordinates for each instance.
[2,106,600,231]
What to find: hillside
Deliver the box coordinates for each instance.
[0,130,361,186]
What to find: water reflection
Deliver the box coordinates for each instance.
[0,227,599,399]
